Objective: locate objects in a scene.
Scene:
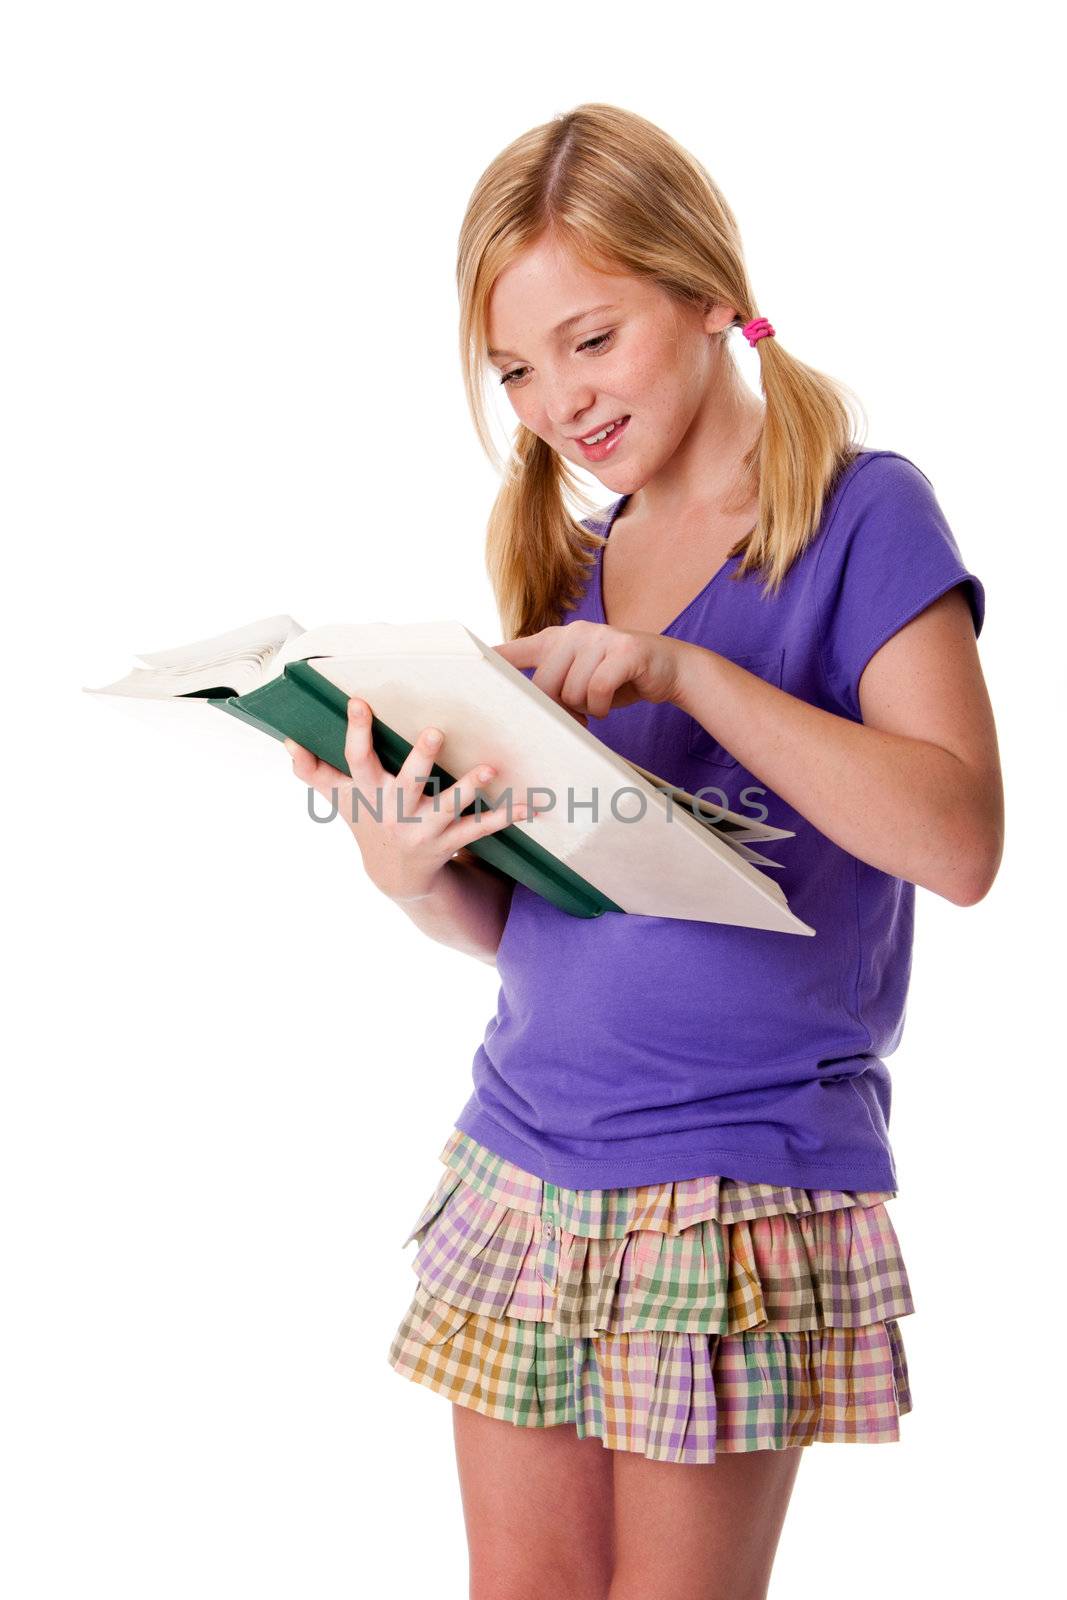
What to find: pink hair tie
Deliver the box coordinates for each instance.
[741,316,775,347]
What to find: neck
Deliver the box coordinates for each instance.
[623,363,764,530]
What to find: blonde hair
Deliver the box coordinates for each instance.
[457,102,866,641]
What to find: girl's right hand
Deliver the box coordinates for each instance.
[283,696,530,903]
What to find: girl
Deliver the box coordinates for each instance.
[285,104,1002,1600]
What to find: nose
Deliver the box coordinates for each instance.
[542,373,597,434]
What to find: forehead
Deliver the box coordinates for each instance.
[486,239,644,351]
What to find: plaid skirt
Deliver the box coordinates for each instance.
[387,1128,915,1466]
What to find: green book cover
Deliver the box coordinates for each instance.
[195,659,624,920]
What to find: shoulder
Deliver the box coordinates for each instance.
[812,448,986,718]
[815,448,974,595]
[820,449,944,542]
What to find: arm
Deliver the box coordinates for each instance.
[389,850,516,966]
[670,586,1004,906]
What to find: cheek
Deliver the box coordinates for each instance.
[505,389,537,428]
[629,365,677,421]
[619,339,681,406]
[512,395,556,445]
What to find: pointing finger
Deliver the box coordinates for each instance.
[492,634,543,667]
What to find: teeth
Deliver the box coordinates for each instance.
[581,418,623,445]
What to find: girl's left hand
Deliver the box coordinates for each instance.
[492,622,688,724]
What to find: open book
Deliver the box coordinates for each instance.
[84,613,814,935]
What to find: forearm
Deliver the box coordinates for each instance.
[387,850,514,965]
[671,642,996,904]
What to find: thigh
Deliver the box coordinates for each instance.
[610,1443,805,1600]
[452,1401,615,1600]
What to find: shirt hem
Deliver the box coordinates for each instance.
[453,1106,898,1196]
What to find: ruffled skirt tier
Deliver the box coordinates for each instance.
[388,1128,914,1465]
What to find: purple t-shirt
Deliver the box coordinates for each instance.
[454,449,986,1192]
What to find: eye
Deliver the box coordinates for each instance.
[498,330,616,387]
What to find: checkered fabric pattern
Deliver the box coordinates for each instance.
[388,1128,914,1465]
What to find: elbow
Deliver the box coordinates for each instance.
[943,825,1004,908]
[947,876,992,909]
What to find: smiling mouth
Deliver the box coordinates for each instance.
[577,415,628,445]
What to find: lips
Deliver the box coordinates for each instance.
[575,414,630,462]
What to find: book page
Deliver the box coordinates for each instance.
[300,620,812,932]
[85,614,306,698]
[621,759,794,841]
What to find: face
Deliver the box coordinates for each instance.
[485,234,738,491]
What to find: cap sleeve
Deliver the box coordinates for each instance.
[815,452,986,720]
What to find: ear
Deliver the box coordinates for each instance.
[702,301,739,337]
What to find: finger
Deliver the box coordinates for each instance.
[342,697,382,782]
[531,630,589,710]
[490,631,549,669]
[558,639,612,721]
[396,725,447,813]
[304,760,350,808]
[447,787,532,852]
[283,736,350,805]
[581,654,631,720]
[437,762,523,836]
[283,738,320,783]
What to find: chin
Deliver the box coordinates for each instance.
[599,466,646,494]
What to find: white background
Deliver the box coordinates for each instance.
[3,3,1063,1595]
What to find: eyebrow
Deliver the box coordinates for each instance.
[487,302,620,361]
